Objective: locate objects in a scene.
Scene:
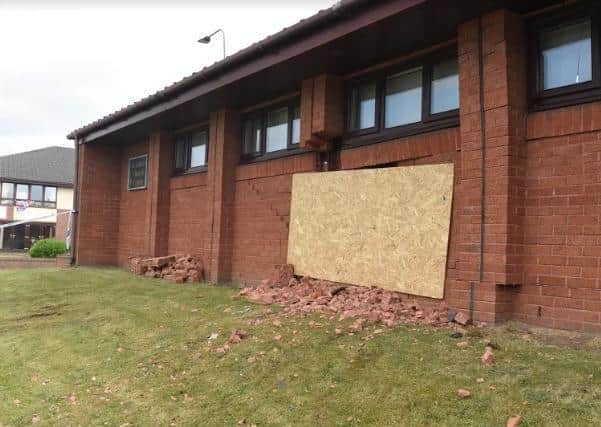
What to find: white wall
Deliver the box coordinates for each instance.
[57,187,73,211]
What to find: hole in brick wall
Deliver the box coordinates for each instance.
[357,161,399,170]
[537,306,542,318]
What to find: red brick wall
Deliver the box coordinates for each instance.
[117,141,151,266]
[513,101,601,333]
[231,153,318,284]
[167,172,212,266]
[75,142,122,265]
[55,209,70,242]
[74,6,601,333]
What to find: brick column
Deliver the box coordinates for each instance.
[147,130,172,256]
[75,142,122,265]
[456,9,527,322]
[207,109,240,283]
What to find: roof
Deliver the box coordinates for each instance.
[0,146,75,187]
[67,0,376,140]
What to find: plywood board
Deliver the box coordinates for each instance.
[287,164,454,299]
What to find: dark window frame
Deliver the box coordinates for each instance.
[127,154,148,191]
[343,47,460,147]
[1,182,58,208]
[173,126,210,175]
[529,3,601,111]
[241,97,301,162]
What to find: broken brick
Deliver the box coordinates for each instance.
[457,389,471,398]
[454,311,471,326]
[481,347,495,366]
[506,415,522,427]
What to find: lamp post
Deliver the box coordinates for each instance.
[198,29,226,59]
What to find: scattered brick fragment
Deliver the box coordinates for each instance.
[240,265,451,329]
[506,415,522,427]
[481,346,495,366]
[228,330,247,344]
[457,389,471,398]
[454,311,471,326]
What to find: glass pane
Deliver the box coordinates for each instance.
[385,68,422,128]
[253,118,262,152]
[44,187,57,202]
[431,58,459,114]
[350,82,376,130]
[1,182,14,199]
[174,137,187,170]
[242,119,254,154]
[30,185,43,201]
[266,107,289,152]
[291,106,301,144]
[128,156,147,189]
[190,131,208,168]
[540,19,592,90]
[16,184,28,200]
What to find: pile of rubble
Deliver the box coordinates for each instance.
[128,254,204,283]
[240,265,467,328]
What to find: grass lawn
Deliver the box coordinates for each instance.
[1,268,601,426]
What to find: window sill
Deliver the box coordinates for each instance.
[530,87,601,112]
[127,186,147,192]
[342,115,459,149]
[240,146,309,164]
[172,166,208,178]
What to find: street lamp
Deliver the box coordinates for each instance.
[198,29,226,59]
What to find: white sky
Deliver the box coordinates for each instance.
[0,0,336,156]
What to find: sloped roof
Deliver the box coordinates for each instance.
[0,146,75,187]
[67,0,374,140]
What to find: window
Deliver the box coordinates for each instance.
[30,185,43,207]
[242,117,262,157]
[346,52,459,143]
[44,187,57,208]
[431,58,460,114]
[1,183,14,205]
[241,98,300,159]
[349,82,377,131]
[266,107,289,152]
[291,106,301,144]
[128,155,148,190]
[174,128,209,174]
[540,19,592,90]
[530,5,601,110]
[16,184,28,200]
[1,183,58,207]
[385,68,423,128]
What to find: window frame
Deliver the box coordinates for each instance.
[240,97,301,162]
[173,126,210,175]
[529,3,601,111]
[1,182,15,205]
[43,186,57,208]
[0,182,58,208]
[127,154,149,191]
[343,47,460,147]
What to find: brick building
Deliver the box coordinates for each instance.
[0,147,74,250]
[69,0,601,332]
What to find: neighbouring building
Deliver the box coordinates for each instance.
[69,0,601,332]
[0,146,74,250]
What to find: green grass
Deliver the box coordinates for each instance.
[1,268,601,426]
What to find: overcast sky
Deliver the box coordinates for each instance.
[0,0,336,156]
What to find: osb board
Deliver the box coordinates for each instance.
[287,164,454,299]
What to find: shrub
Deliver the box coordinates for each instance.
[29,239,68,258]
